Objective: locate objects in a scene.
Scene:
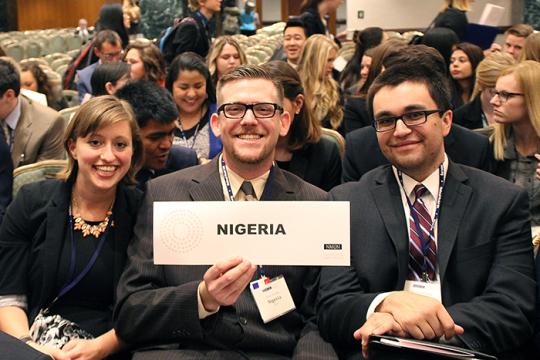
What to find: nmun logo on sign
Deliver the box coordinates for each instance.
[159,209,203,254]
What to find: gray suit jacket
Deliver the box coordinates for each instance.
[11,96,65,167]
[114,158,337,359]
[318,162,536,359]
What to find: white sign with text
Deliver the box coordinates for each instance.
[153,201,350,266]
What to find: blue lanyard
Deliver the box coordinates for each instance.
[398,164,445,277]
[220,156,274,279]
[57,207,111,300]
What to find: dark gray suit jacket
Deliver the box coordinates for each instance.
[114,158,337,359]
[318,162,536,359]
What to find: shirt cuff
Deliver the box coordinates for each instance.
[366,292,392,320]
[0,294,27,310]
[197,282,220,319]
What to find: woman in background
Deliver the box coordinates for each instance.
[490,61,540,225]
[123,0,142,39]
[340,27,386,94]
[263,61,342,191]
[20,63,67,111]
[342,39,406,134]
[124,39,166,86]
[91,62,131,97]
[432,0,473,41]
[0,96,143,359]
[449,42,484,107]
[166,52,221,161]
[207,36,247,88]
[297,34,342,132]
[453,52,514,129]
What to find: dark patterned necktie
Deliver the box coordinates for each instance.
[408,184,437,281]
[240,181,257,201]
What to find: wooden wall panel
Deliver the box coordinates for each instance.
[17,0,120,30]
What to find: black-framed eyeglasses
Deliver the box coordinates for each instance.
[217,103,283,119]
[491,90,524,103]
[373,109,444,132]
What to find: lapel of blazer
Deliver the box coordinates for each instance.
[370,167,409,285]
[11,96,32,167]
[261,166,296,201]
[41,181,70,306]
[189,158,227,201]
[437,162,471,282]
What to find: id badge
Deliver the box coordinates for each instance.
[404,280,442,303]
[250,275,296,323]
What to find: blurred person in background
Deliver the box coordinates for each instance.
[20,63,67,111]
[453,52,514,129]
[449,42,484,107]
[207,36,247,88]
[297,34,343,132]
[124,39,166,86]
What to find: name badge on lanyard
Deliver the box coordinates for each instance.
[250,275,296,323]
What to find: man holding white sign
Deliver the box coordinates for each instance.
[114,65,337,358]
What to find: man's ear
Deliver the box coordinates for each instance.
[210,113,221,137]
[2,89,16,101]
[93,46,101,58]
[441,110,452,137]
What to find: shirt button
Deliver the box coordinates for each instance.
[239,317,248,325]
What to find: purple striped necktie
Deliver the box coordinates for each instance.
[408,184,437,281]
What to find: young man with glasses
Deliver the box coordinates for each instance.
[114,65,337,358]
[318,62,535,359]
[76,30,123,102]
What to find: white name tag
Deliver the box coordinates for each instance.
[404,280,442,303]
[250,275,296,323]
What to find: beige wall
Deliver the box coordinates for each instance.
[345,0,516,32]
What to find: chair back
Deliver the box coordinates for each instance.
[321,128,346,159]
[13,160,67,197]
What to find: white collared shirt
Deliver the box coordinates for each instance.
[218,155,270,201]
[5,96,21,134]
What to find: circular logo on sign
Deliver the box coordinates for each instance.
[158,209,203,253]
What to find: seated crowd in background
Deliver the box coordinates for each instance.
[1,0,540,358]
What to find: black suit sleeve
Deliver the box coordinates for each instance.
[113,187,207,344]
[0,139,12,227]
[447,188,536,353]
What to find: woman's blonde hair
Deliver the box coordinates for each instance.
[207,36,247,85]
[297,34,342,130]
[471,52,514,99]
[520,32,540,62]
[443,0,472,11]
[491,61,540,160]
[59,95,144,184]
